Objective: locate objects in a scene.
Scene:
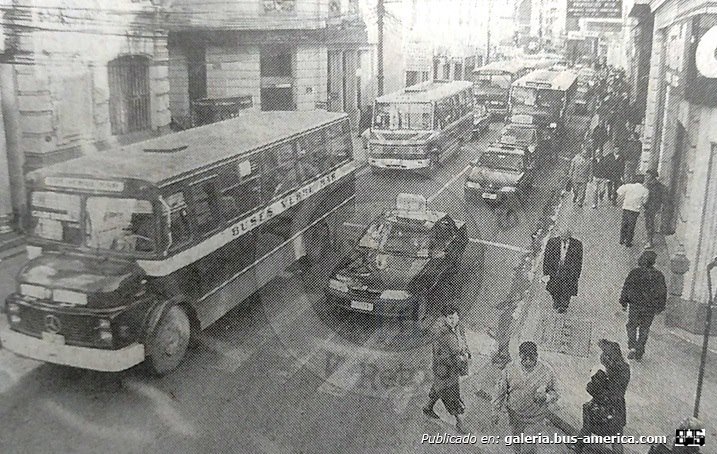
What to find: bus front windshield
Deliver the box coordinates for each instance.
[30,191,157,253]
[474,73,512,92]
[373,102,433,131]
[511,87,563,110]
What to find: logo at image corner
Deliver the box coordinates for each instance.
[675,428,706,447]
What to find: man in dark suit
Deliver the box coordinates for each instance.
[542,228,583,313]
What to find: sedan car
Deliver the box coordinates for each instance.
[499,116,549,165]
[464,143,535,205]
[325,194,467,320]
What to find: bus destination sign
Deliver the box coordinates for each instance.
[44,177,125,192]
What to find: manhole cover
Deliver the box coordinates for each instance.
[537,315,592,357]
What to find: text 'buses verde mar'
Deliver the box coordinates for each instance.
[1,111,356,375]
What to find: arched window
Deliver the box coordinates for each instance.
[108,55,151,135]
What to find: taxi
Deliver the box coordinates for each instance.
[464,143,535,205]
[498,114,549,165]
[325,194,467,320]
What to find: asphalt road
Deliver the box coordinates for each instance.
[0,116,589,454]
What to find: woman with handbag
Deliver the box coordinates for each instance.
[569,339,630,453]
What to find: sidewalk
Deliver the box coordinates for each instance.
[516,191,717,452]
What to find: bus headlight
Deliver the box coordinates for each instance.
[328,278,349,292]
[99,331,113,343]
[9,315,21,325]
[53,289,88,306]
[20,284,51,300]
[7,303,20,314]
[380,289,411,300]
[98,319,111,329]
[549,122,557,129]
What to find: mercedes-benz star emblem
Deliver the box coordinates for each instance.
[44,314,61,333]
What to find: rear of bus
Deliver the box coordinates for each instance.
[1,173,164,372]
[509,73,568,141]
[368,99,437,171]
[473,70,512,120]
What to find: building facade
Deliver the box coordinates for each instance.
[166,0,368,129]
[636,0,717,334]
[0,0,171,230]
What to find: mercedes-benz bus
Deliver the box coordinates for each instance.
[368,80,474,173]
[1,111,356,375]
[472,60,531,121]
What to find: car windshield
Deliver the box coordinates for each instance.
[358,217,432,257]
[501,127,535,144]
[477,152,524,172]
[373,102,433,130]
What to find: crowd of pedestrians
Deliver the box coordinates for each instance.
[419,66,684,453]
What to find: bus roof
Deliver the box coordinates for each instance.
[473,60,528,75]
[513,69,578,91]
[375,80,473,104]
[27,110,349,188]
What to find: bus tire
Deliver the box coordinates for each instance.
[146,305,191,376]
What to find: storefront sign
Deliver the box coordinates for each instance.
[567,0,622,19]
[686,15,717,107]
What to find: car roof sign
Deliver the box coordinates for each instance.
[396,193,427,213]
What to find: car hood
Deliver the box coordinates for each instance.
[467,166,523,187]
[18,252,142,295]
[334,250,430,292]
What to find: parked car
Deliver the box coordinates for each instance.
[464,143,536,205]
[325,194,467,320]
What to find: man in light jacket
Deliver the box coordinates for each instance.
[568,149,593,207]
[493,342,559,454]
[616,174,649,248]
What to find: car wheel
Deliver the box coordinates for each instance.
[146,305,191,376]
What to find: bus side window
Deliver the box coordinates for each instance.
[189,180,221,236]
[222,156,262,218]
[165,191,191,250]
[262,142,298,201]
[297,129,326,182]
[326,121,351,167]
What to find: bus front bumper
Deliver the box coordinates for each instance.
[0,320,145,372]
[369,157,430,170]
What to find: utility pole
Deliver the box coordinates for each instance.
[485,0,492,64]
[377,0,385,96]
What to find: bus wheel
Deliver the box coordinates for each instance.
[146,306,191,376]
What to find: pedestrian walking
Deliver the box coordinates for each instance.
[616,174,649,247]
[592,121,608,154]
[603,147,625,205]
[568,150,592,207]
[591,149,611,209]
[542,228,583,313]
[620,250,667,361]
[643,169,667,248]
[492,341,559,454]
[623,133,642,184]
[423,305,471,434]
[568,339,630,454]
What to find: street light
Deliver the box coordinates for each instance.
[694,256,717,418]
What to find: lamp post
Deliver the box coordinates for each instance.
[694,256,717,418]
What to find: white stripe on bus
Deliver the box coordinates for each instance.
[138,161,356,277]
[197,195,356,303]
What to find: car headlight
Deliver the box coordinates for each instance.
[528,145,536,154]
[19,284,51,300]
[328,278,349,293]
[380,289,412,300]
[465,180,482,189]
[549,122,557,129]
[53,289,88,306]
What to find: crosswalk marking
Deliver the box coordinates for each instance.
[427,165,471,202]
[469,237,530,253]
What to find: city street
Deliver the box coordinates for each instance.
[0,117,587,454]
